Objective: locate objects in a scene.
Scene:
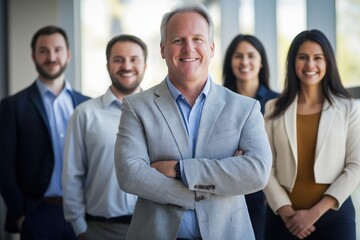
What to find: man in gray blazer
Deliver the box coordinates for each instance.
[114,2,272,240]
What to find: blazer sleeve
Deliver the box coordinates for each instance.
[324,99,360,209]
[263,100,292,213]
[0,98,26,223]
[114,97,195,210]
[182,100,272,196]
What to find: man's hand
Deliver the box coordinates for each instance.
[78,233,86,240]
[150,160,178,178]
[233,149,244,156]
[17,216,25,231]
[150,149,243,178]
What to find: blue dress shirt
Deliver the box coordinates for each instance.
[36,80,74,197]
[166,77,210,239]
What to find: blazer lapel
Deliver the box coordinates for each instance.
[154,81,192,159]
[284,96,298,163]
[28,82,51,133]
[195,82,225,157]
[315,99,335,160]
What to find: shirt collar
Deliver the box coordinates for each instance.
[103,87,122,108]
[166,76,211,100]
[36,79,73,97]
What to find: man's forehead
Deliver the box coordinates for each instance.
[36,33,67,46]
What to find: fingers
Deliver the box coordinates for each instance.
[295,226,315,239]
[17,216,25,231]
[233,149,244,156]
[150,160,177,178]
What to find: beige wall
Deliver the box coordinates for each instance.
[8,0,59,94]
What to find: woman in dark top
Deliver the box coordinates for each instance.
[223,34,279,240]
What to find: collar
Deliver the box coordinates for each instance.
[36,79,73,97]
[102,87,122,108]
[165,76,211,100]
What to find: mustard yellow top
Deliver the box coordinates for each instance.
[287,112,330,210]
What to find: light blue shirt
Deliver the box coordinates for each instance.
[36,79,74,197]
[62,88,137,235]
[166,77,210,239]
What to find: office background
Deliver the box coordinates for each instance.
[0,0,359,239]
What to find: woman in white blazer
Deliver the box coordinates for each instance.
[263,29,360,240]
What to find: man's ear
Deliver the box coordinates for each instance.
[210,42,215,58]
[160,43,165,59]
[66,49,72,63]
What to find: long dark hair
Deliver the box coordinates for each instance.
[269,29,351,119]
[223,34,270,92]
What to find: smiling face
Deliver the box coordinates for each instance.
[160,11,214,88]
[107,41,146,95]
[231,41,262,84]
[295,41,326,89]
[32,33,70,81]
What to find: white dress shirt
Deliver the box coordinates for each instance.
[62,88,137,235]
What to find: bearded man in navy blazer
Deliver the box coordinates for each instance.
[114,3,272,240]
[0,25,90,239]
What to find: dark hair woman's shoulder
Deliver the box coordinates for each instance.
[266,89,280,99]
[259,85,279,103]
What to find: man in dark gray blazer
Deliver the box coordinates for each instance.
[114,3,272,240]
[0,25,89,239]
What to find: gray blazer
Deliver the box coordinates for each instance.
[114,79,272,240]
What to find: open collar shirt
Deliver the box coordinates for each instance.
[166,77,210,239]
[62,87,137,235]
[36,79,74,197]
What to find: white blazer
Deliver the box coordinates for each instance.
[264,95,360,213]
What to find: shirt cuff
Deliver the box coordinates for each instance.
[71,216,87,236]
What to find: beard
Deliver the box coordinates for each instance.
[110,71,142,95]
[35,61,67,81]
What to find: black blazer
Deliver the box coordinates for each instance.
[0,82,90,232]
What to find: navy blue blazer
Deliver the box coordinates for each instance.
[0,82,90,232]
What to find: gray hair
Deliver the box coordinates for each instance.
[160,2,214,44]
